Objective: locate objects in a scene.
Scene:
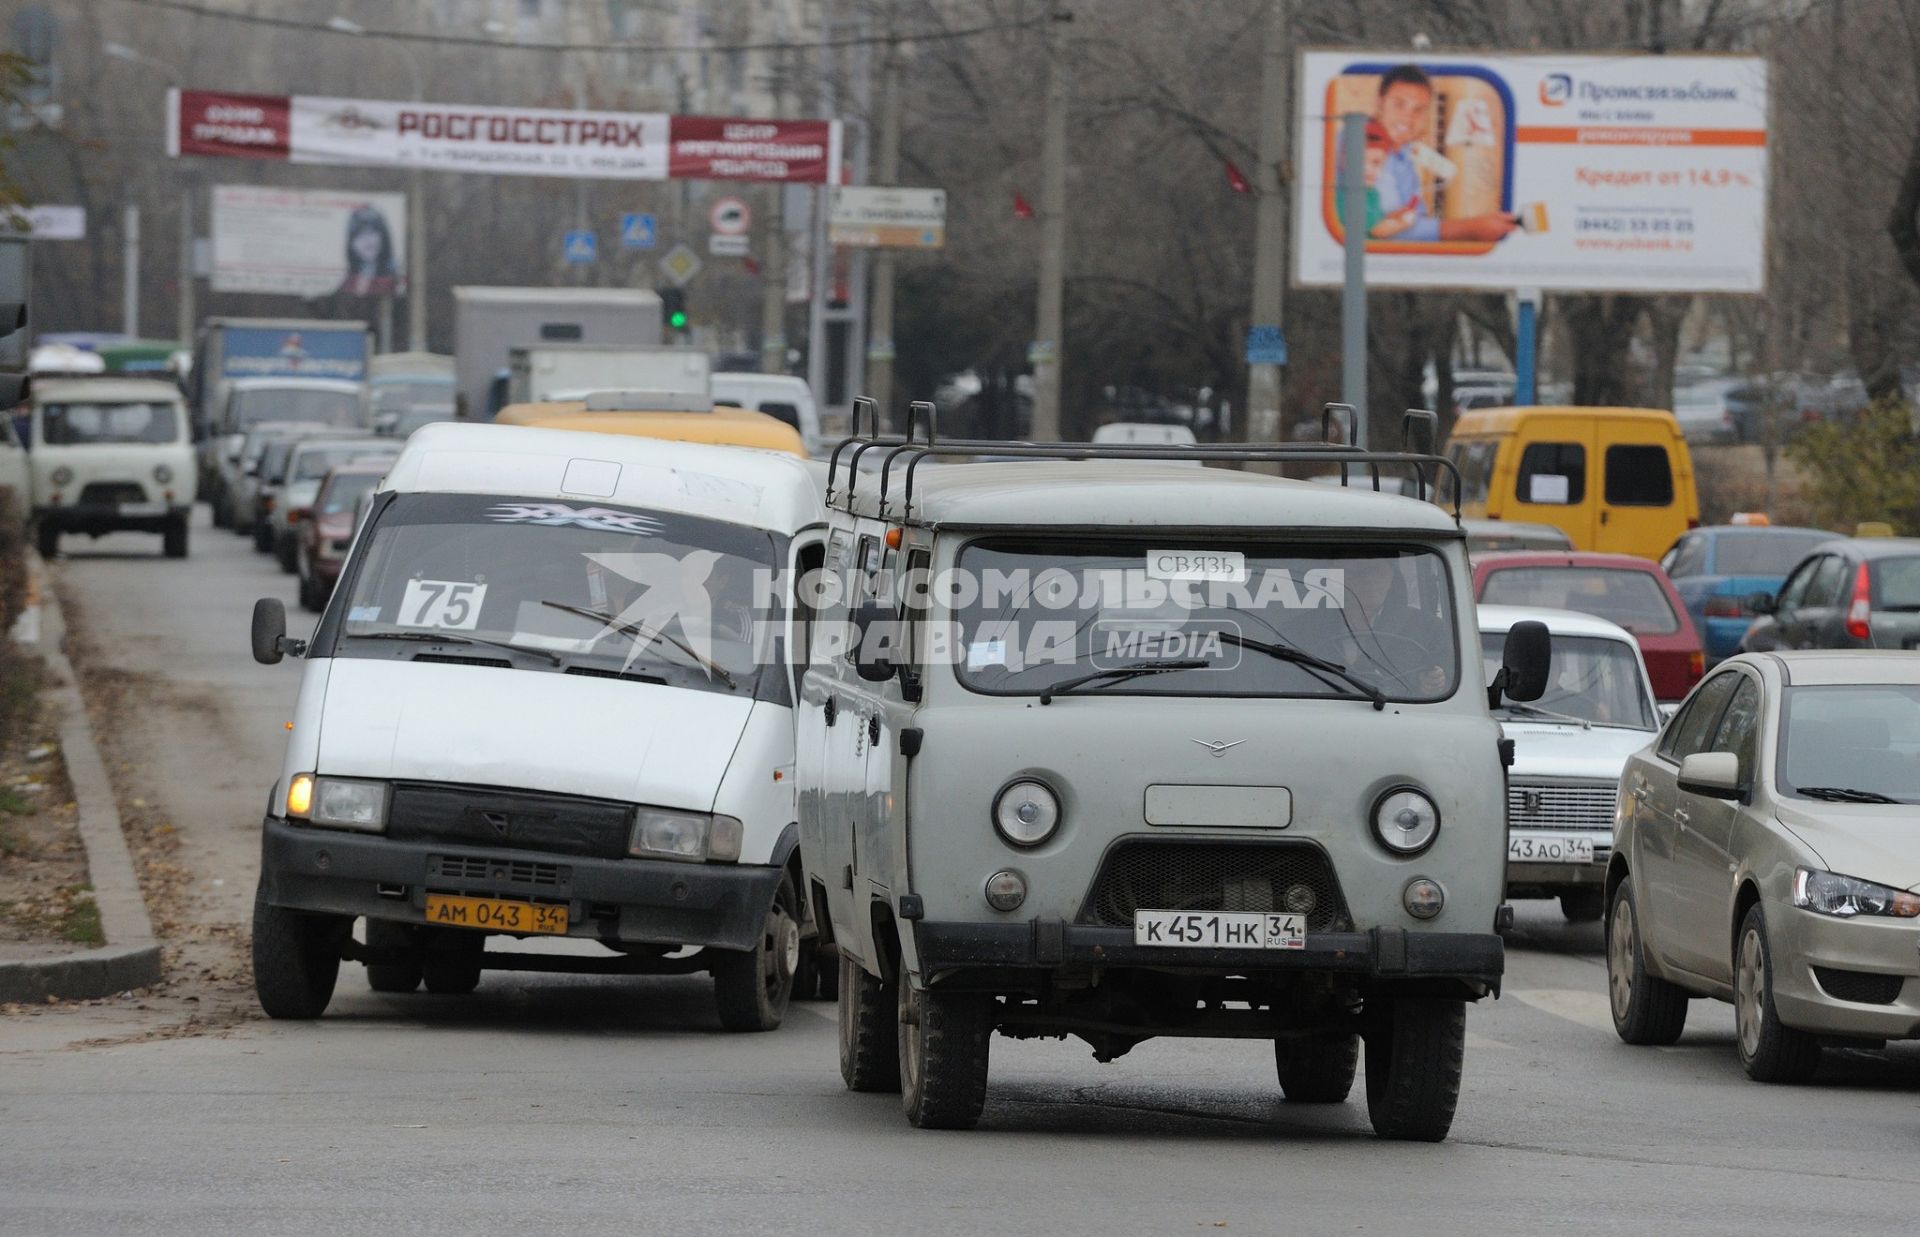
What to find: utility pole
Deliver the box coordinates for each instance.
[864,25,902,419]
[1031,8,1071,441]
[1244,0,1290,445]
[176,181,195,344]
[760,55,791,375]
[121,204,141,338]
[806,1,837,411]
[1336,111,1368,446]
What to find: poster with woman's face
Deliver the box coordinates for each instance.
[211,186,408,299]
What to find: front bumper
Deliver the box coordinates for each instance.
[259,815,781,951]
[37,502,187,534]
[1771,898,1920,1040]
[913,919,1504,989]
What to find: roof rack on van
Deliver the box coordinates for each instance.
[824,398,1461,522]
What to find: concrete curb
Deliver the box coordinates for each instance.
[0,550,163,1003]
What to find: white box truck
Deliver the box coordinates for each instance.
[507,345,710,407]
[452,287,662,419]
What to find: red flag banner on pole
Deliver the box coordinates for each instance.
[1012,191,1034,219]
[1224,158,1251,194]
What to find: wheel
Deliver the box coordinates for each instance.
[298,567,328,614]
[1607,877,1690,1045]
[1363,998,1465,1142]
[1560,888,1605,924]
[253,518,274,553]
[211,492,231,529]
[898,978,992,1129]
[1735,903,1822,1083]
[1275,1032,1359,1103]
[277,533,297,574]
[35,521,56,560]
[162,514,189,559]
[712,875,799,1032]
[363,919,422,993]
[423,956,482,995]
[251,886,344,1019]
[231,511,252,536]
[837,951,900,1092]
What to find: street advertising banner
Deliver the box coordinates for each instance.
[1293,52,1769,293]
[211,185,408,298]
[170,90,842,185]
[829,187,947,249]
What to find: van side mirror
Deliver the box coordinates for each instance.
[1744,591,1776,616]
[1677,751,1742,799]
[851,599,898,683]
[250,597,306,664]
[1490,619,1551,707]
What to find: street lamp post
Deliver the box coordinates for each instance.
[102,41,194,345]
[328,17,429,352]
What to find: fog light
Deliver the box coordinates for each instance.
[1404,878,1445,920]
[984,870,1027,912]
[1282,883,1318,915]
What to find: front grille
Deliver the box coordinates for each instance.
[1508,781,1617,831]
[1078,839,1352,933]
[1812,966,1906,1005]
[429,854,569,888]
[78,482,147,505]
[390,783,633,859]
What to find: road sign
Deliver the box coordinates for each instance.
[829,187,946,249]
[709,197,750,236]
[620,212,657,250]
[658,243,702,286]
[1245,325,1287,366]
[708,234,749,258]
[563,229,598,265]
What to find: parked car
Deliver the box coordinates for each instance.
[296,459,393,612]
[1473,551,1704,701]
[26,377,195,559]
[1443,406,1700,560]
[268,436,401,572]
[210,377,367,528]
[1479,606,1662,923]
[1742,538,1920,653]
[712,372,824,457]
[1461,518,1573,557]
[1609,652,1920,1081]
[1662,525,1836,665]
[229,421,333,538]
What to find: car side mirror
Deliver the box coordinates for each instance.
[1744,591,1776,616]
[1677,751,1742,799]
[250,597,306,664]
[1489,619,1551,707]
[851,599,897,683]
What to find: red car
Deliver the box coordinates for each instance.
[1471,551,1704,701]
[297,459,391,613]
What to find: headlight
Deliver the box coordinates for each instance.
[50,466,74,487]
[306,776,388,832]
[1372,787,1440,855]
[629,809,742,863]
[993,779,1061,848]
[153,464,173,483]
[1793,868,1920,918]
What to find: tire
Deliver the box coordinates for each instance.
[277,533,297,574]
[712,875,799,1032]
[1735,903,1822,1083]
[1560,888,1605,924]
[253,518,274,553]
[1275,1032,1359,1103]
[898,979,993,1130]
[363,919,422,994]
[812,943,840,1002]
[1607,877,1690,1046]
[1363,998,1466,1142]
[251,887,344,1020]
[35,522,56,560]
[211,492,230,529]
[298,567,328,614]
[837,951,900,1092]
[162,514,189,560]
[423,958,482,995]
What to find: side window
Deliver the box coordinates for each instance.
[1515,441,1585,505]
[1665,535,1706,579]
[1802,554,1848,608]
[898,547,931,699]
[1604,445,1674,506]
[811,528,856,663]
[1709,678,1763,785]
[759,401,802,432]
[1659,672,1740,762]
[1774,557,1820,612]
[1442,440,1495,506]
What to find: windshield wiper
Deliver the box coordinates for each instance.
[538,600,736,690]
[1796,786,1903,804]
[348,629,563,667]
[1206,631,1387,711]
[1495,701,1593,729]
[1038,659,1207,705]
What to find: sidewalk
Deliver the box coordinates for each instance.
[0,552,162,1003]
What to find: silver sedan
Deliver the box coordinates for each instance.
[1607,651,1920,1082]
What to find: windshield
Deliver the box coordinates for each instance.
[260,439,301,483]
[1714,531,1829,576]
[294,442,394,482]
[319,472,384,516]
[950,539,1460,701]
[331,493,781,698]
[1779,685,1920,804]
[232,388,362,429]
[1479,565,1680,635]
[42,402,179,445]
[1480,632,1654,729]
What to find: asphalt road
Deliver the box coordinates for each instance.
[6,509,1920,1236]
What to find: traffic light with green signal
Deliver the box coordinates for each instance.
[658,287,688,335]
